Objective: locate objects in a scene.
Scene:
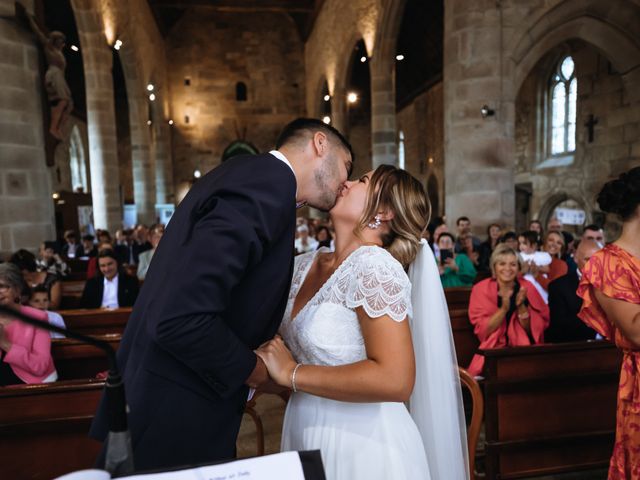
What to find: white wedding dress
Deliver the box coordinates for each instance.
[279,246,432,480]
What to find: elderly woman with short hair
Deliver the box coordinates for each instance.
[0,263,57,386]
[467,244,550,376]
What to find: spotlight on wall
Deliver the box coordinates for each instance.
[149,93,156,101]
[396,54,405,61]
[428,157,434,164]
[52,192,60,200]
[480,105,495,118]
[147,120,152,126]
[360,56,367,63]
[113,39,123,50]
[168,119,174,125]
[147,84,154,92]
[347,92,358,104]
[323,94,331,102]
[322,116,331,125]
[70,45,79,52]
[193,169,201,179]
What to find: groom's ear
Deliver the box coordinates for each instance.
[311,131,329,158]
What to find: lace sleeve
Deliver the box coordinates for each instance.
[345,250,412,322]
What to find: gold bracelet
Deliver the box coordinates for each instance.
[291,363,302,393]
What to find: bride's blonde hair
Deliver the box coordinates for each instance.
[357,165,431,268]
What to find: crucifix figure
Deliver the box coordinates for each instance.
[584,114,598,143]
[16,1,73,141]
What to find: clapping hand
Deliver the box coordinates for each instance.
[515,286,528,307]
[255,335,297,388]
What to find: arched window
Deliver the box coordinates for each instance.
[549,55,577,156]
[236,82,247,102]
[398,131,405,170]
[69,125,87,193]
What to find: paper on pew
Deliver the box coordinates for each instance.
[121,451,306,480]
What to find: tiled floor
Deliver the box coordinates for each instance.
[236,394,608,479]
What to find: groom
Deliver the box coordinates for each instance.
[90,118,354,471]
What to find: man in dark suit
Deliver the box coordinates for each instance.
[79,249,139,308]
[90,118,353,472]
[546,239,601,343]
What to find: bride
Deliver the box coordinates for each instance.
[256,165,468,480]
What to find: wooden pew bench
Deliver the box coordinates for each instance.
[61,280,86,309]
[450,307,479,368]
[52,334,121,380]
[482,341,622,479]
[0,379,105,479]
[58,307,131,336]
[445,287,472,311]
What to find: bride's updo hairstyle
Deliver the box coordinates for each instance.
[357,165,431,268]
[597,166,640,222]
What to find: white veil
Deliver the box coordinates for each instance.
[408,240,470,480]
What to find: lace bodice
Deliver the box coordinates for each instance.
[279,246,412,366]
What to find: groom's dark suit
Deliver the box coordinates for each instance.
[90,153,297,471]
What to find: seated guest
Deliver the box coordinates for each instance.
[478,223,502,273]
[28,285,66,339]
[294,224,318,254]
[431,220,449,258]
[81,234,97,258]
[61,230,82,258]
[459,232,480,268]
[36,241,69,278]
[10,249,62,310]
[581,224,605,247]
[529,219,544,242]
[436,232,476,287]
[518,230,552,303]
[137,224,165,280]
[0,264,57,386]
[86,242,115,279]
[534,231,569,292]
[315,226,333,250]
[546,240,600,343]
[454,216,481,252]
[498,231,519,251]
[547,216,563,233]
[468,244,549,376]
[133,224,152,259]
[80,249,139,309]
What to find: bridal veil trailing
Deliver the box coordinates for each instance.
[408,239,470,480]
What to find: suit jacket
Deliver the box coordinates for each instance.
[90,153,297,471]
[79,271,140,309]
[546,270,597,343]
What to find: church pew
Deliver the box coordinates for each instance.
[61,279,86,309]
[0,378,105,479]
[58,307,132,335]
[482,341,622,479]
[444,286,472,310]
[52,333,121,380]
[65,258,88,281]
[449,308,479,368]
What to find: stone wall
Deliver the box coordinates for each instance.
[165,9,306,190]
[0,0,56,255]
[515,41,640,238]
[397,82,445,217]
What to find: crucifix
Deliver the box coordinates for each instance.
[584,114,598,143]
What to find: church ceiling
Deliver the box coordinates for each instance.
[147,0,324,40]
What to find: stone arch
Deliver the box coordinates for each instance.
[221,141,259,162]
[537,192,592,231]
[506,2,640,97]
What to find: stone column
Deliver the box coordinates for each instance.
[71,0,121,231]
[370,56,397,167]
[129,94,156,224]
[0,1,56,253]
[443,1,515,232]
[331,83,348,138]
[152,97,174,206]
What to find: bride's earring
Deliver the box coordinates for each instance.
[367,215,382,229]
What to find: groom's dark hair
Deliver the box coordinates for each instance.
[275,118,354,167]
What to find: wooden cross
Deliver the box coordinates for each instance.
[584,114,598,143]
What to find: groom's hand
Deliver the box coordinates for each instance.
[246,355,269,389]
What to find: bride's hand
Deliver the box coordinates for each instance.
[255,336,297,388]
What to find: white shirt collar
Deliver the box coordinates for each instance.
[269,149,299,203]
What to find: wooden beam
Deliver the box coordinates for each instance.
[149,0,314,13]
